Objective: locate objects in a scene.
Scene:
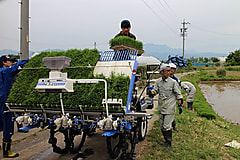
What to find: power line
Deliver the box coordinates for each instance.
[161,0,180,19]
[191,24,240,37]
[152,0,170,17]
[155,0,173,17]
[141,0,177,36]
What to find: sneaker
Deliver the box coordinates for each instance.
[18,129,29,133]
[4,150,19,158]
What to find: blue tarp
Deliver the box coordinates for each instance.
[191,63,215,66]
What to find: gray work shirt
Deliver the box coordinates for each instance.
[152,77,183,114]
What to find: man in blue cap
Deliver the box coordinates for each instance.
[0,55,30,158]
[169,62,181,132]
[113,20,136,60]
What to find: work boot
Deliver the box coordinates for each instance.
[3,140,19,158]
[164,130,172,150]
[187,102,193,110]
[187,102,192,110]
[159,129,167,145]
[190,102,194,110]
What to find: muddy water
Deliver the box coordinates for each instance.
[198,82,240,124]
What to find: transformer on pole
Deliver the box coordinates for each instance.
[20,0,29,60]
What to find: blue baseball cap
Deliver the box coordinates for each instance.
[121,20,131,28]
[0,55,16,67]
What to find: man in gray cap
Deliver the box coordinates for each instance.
[151,63,183,149]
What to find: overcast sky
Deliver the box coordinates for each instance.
[0,0,239,55]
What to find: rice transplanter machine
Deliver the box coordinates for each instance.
[13,50,154,159]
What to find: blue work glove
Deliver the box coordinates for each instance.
[178,104,183,114]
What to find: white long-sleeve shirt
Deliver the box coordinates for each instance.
[181,81,196,102]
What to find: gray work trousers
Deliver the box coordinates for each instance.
[159,114,175,131]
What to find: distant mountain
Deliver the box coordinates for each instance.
[0,49,20,56]
[143,43,228,61]
[0,49,65,57]
[40,48,66,52]
[1,45,228,60]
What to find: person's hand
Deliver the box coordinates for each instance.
[30,52,40,59]
[151,91,156,97]
[178,104,183,114]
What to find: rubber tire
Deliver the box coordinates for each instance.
[138,116,148,141]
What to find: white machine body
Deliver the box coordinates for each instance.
[93,61,135,78]
[35,71,74,93]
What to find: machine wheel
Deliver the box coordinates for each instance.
[69,129,87,153]
[106,133,121,159]
[49,128,70,154]
[106,131,137,160]
[49,126,87,154]
[78,131,87,150]
[138,116,148,141]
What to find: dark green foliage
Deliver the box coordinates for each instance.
[137,66,147,79]
[226,49,240,66]
[204,57,209,63]
[197,71,217,81]
[215,62,221,67]
[109,36,143,50]
[7,49,130,110]
[225,65,240,71]
[210,57,220,63]
[216,68,226,77]
[177,63,195,73]
[107,73,130,104]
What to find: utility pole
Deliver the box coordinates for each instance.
[19,0,30,60]
[180,19,190,59]
[94,42,97,49]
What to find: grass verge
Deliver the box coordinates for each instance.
[139,71,240,159]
